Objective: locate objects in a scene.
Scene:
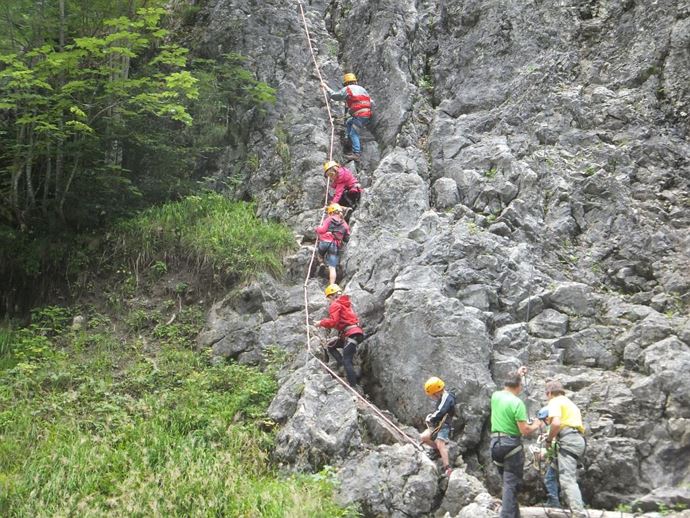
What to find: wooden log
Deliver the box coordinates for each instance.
[519,507,637,518]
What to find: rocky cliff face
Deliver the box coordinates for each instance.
[194,0,690,515]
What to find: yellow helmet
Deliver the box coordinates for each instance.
[327,203,343,215]
[324,284,342,297]
[424,376,445,396]
[323,160,339,173]
[343,72,357,84]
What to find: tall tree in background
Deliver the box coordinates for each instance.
[0,2,198,229]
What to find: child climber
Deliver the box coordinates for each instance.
[323,160,362,219]
[314,283,364,388]
[420,376,456,477]
[315,203,350,285]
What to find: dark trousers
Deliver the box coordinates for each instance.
[328,333,363,386]
[340,189,361,210]
[491,437,524,518]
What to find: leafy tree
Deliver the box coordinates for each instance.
[0,1,277,316]
[0,5,198,228]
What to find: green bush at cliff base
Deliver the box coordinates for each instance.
[0,320,354,517]
[115,193,296,282]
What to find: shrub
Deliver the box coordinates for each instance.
[0,325,351,517]
[115,193,296,283]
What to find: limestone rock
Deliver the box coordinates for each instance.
[528,309,568,338]
[270,362,362,471]
[433,177,460,210]
[336,444,439,518]
[437,468,487,517]
[194,0,690,510]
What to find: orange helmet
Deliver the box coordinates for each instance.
[343,73,357,84]
[424,377,445,396]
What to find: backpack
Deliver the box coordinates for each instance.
[328,219,349,246]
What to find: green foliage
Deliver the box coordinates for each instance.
[115,193,296,283]
[0,310,350,517]
[152,307,204,347]
[418,73,434,93]
[275,124,292,176]
[0,6,198,227]
[485,166,499,179]
[583,165,599,177]
[0,2,279,315]
[466,220,480,234]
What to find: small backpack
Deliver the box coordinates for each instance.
[328,219,349,246]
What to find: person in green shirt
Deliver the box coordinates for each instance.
[490,366,542,518]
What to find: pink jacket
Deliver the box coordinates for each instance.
[315,215,351,244]
[330,166,362,204]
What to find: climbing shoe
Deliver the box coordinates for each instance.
[343,152,361,162]
[425,447,440,461]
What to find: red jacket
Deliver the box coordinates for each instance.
[330,165,362,204]
[318,295,363,337]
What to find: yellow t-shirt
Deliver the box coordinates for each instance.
[547,395,585,434]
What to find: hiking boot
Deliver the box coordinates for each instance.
[343,152,361,162]
[425,447,440,461]
[544,500,561,508]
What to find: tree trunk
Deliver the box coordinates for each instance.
[42,143,52,217]
[55,0,65,213]
[11,125,26,225]
[58,0,65,50]
[24,126,36,212]
[58,154,80,223]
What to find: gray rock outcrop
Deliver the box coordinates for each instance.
[193,0,690,515]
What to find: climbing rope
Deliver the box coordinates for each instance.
[296,0,336,162]
[296,0,422,452]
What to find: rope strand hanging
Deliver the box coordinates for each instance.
[295,0,422,451]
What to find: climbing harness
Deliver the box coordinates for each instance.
[296,0,422,452]
[491,442,524,468]
[426,413,448,436]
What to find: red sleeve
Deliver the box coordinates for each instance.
[319,301,341,329]
[315,216,331,236]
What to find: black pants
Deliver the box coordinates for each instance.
[328,333,363,387]
[340,189,361,210]
[490,436,524,518]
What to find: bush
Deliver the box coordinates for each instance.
[115,193,296,283]
[0,318,352,517]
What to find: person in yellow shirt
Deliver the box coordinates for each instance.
[544,380,587,518]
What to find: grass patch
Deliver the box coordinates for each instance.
[115,193,296,283]
[0,309,352,517]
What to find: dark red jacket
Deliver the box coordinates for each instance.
[318,295,363,337]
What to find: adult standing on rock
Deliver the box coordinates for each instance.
[420,376,456,477]
[544,380,587,518]
[322,73,372,162]
[315,203,350,285]
[313,284,364,389]
[490,366,542,518]
[323,160,362,220]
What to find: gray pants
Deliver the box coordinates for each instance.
[491,436,523,518]
[557,431,586,517]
